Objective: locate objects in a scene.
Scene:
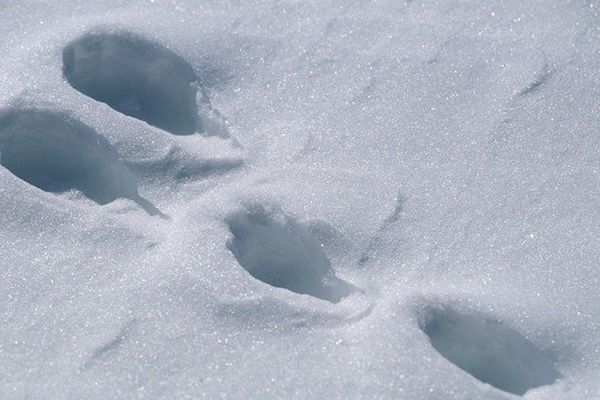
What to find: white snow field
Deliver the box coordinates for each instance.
[1,0,599,399]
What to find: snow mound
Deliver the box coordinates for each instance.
[420,306,561,395]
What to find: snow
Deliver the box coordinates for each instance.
[1,0,599,399]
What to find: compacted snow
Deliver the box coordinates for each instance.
[1,1,599,399]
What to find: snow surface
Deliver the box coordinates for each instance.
[1,0,599,399]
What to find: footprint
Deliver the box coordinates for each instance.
[419,306,561,396]
[226,204,355,303]
[0,108,162,216]
[63,31,201,135]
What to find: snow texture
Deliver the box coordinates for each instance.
[1,0,600,399]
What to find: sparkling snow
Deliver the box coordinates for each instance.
[1,1,599,399]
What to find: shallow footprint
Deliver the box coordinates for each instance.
[0,108,161,215]
[63,31,200,135]
[226,204,355,303]
[419,306,561,396]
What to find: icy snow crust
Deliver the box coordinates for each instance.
[1,0,599,399]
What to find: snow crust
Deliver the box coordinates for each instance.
[1,1,599,399]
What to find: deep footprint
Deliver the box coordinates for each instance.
[420,306,561,395]
[0,108,161,215]
[227,204,355,303]
[63,31,200,135]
